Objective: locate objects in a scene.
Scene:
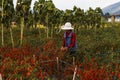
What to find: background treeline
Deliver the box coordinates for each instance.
[0,0,108,29]
[0,0,115,47]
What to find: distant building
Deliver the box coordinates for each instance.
[102,1,120,22]
[108,15,120,22]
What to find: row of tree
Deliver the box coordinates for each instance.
[0,0,105,47]
[0,0,105,28]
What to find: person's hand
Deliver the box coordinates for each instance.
[64,47,68,51]
[61,46,65,51]
[61,47,68,51]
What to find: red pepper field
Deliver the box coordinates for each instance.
[0,27,120,80]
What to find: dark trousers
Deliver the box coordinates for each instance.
[70,51,76,56]
[70,51,83,63]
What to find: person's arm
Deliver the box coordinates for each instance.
[68,33,76,48]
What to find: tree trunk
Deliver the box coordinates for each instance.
[51,25,53,38]
[1,24,4,47]
[1,0,4,47]
[46,13,49,38]
[20,17,24,46]
[38,25,41,40]
[47,27,49,38]
[10,27,14,48]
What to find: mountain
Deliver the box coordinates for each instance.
[102,1,120,15]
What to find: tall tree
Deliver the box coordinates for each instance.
[95,7,103,28]
[72,6,85,31]
[5,0,15,47]
[1,0,4,47]
[0,0,16,47]
[16,0,32,46]
[33,0,43,28]
[33,0,56,38]
[45,0,56,38]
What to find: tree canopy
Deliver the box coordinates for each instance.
[0,0,105,29]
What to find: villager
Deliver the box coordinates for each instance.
[61,22,77,56]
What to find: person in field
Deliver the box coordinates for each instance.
[61,22,77,56]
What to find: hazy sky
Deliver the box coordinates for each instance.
[52,0,120,10]
[13,0,120,11]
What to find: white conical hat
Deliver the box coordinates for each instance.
[61,22,73,30]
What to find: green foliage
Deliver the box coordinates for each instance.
[1,24,120,56]
[0,0,107,30]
